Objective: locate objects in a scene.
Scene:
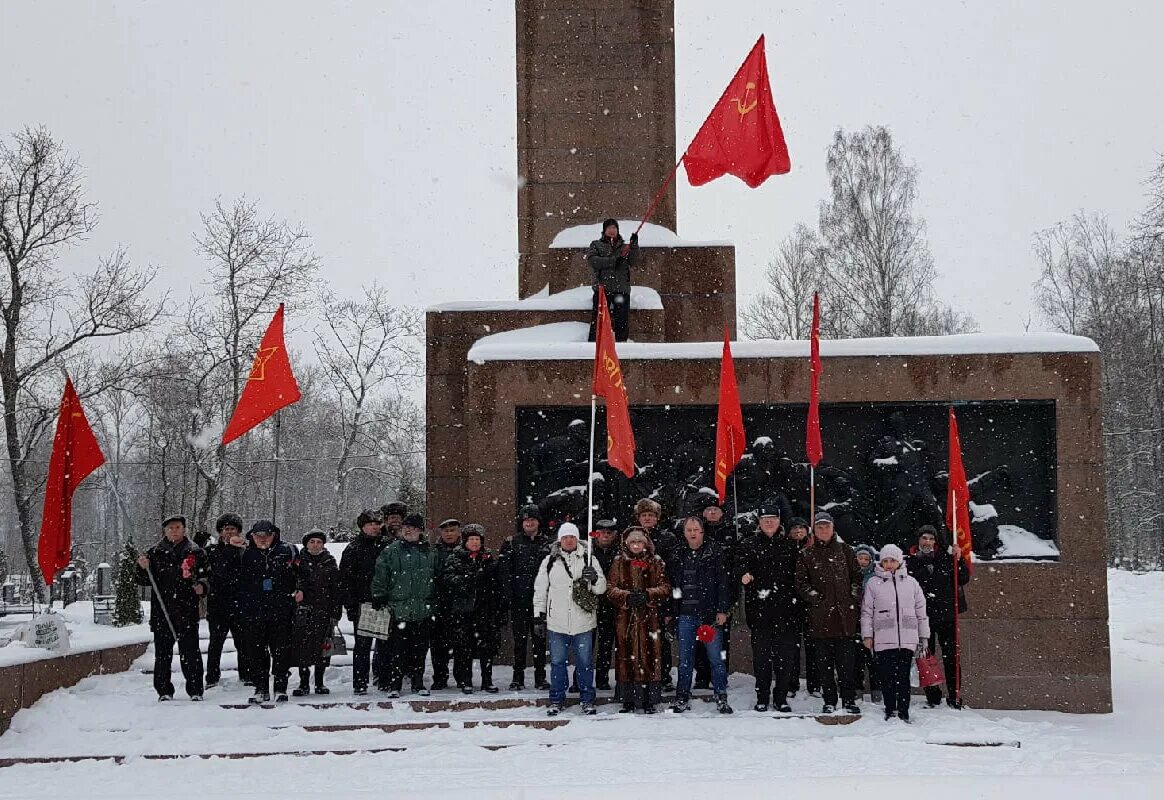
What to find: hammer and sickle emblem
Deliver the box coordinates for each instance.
[734,81,758,118]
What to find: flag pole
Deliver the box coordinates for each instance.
[633,153,686,236]
[586,394,597,565]
[271,410,282,521]
[809,465,816,521]
[952,487,962,708]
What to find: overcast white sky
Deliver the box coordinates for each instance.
[2,1,1162,335]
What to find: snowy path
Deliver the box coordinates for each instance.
[1,570,1161,798]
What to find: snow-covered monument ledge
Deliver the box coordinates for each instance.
[427,0,1109,713]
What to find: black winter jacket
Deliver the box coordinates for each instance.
[440,546,507,630]
[906,549,970,624]
[205,539,245,618]
[586,234,640,295]
[735,530,802,633]
[499,531,553,608]
[339,534,388,619]
[238,539,299,623]
[135,536,208,634]
[666,540,732,623]
[296,548,343,623]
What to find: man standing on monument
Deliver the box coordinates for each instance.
[586,218,639,342]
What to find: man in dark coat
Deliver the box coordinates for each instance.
[292,530,342,696]
[695,495,740,689]
[590,519,620,691]
[428,518,462,690]
[239,520,298,703]
[906,524,971,708]
[667,517,733,714]
[586,218,639,342]
[339,509,388,694]
[796,512,863,715]
[440,524,507,693]
[204,512,247,688]
[785,516,819,696]
[736,505,802,712]
[136,514,208,701]
[499,504,553,690]
[380,501,407,544]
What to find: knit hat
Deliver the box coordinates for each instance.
[161,514,187,529]
[878,543,905,563]
[853,544,878,561]
[402,514,425,530]
[557,522,580,541]
[602,218,619,234]
[356,509,382,528]
[634,498,662,518]
[462,523,485,543]
[787,516,809,531]
[302,529,327,546]
[519,504,541,521]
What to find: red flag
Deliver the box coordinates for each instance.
[592,286,635,478]
[683,35,791,188]
[38,377,105,585]
[947,407,974,571]
[806,292,823,467]
[714,328,746,503]
[222,304,302,446]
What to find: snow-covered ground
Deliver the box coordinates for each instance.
[0,602,151,667]
[1,570,1161,798]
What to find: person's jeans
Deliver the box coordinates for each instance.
[676,615,727,696]
[548,630,595,704]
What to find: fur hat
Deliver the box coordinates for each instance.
[853,544,878,561]
[557,522,581,541]
[215,512,243,533]
[302,529,327,546]
[623,528,650,547]
[878,543,905,563]
[634,498,662,518]
[381,501,408,518]
[402,514,425,530]
[461,523,485,543]
[356,509,382,528]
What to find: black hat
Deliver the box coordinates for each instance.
[356,509,382,528]
[402,514,425,530]
[381,501,408,517]
[519,504,541,521]
[302,529,327,546]
[462,523,485,542]
[438,518,461,529]
[757,504,781,519]
[215,512,243,533]
[787,516,809,530]
[917,524,939,538]
[602,218,619,233]
[595,518,618,531]
[161,514,187,529]
[813,512,834,525]
[249,520,279,536]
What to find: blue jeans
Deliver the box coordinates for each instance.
[548,630,595,704]
[676,615,727,695]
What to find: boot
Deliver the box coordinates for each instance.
[292,669,310,697]
[716,694,734,714]
[314,667,328,695]
[671,695,691,713]
[249,682,270,705]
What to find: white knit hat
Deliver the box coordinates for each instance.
[557,522,580,541]
[878,543,904,563]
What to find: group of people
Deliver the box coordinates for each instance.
[136,495,970,722]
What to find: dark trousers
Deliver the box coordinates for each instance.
[750,628,799,704]
[511,608,547,684]
[853,639,880,696]
[453,625,497,688]
[790,632,820,693]
[153,626,203,698]
[206,613,246,685]
[813,637,856,706]
[587,289,630,342]
[387,619,431,691]
[926,621,961,705]
[352,632,374,691]
[695,621,731,686]
[247,617,292,693]
[875,648,914,715]
[594,616,616,687]
[298,664,327,689]
[429,616,454,686]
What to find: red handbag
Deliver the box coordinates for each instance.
[916,653,945,688]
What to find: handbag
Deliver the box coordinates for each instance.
[552,554,600,614]
[325,626,348,657]
[916,652,946,688]
[356,601,393,640]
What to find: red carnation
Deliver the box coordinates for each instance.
[630,559,649,570]
[181,554,196,579]
[696,624,717,644]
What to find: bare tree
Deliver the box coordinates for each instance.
[740,224,822,339]
[314,284,422,526]
[0,127,163,595]
[182,198,319,532]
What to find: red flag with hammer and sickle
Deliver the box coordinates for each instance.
[592,286,635,478]
[684,34,791,188]
[222,303,302,446]
[38,376,105,585]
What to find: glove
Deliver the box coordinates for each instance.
[532,616,547,639]
[580,564,599,584]
[629,232,638,245]
[371,597,388,611]
[627,589,648,609]
[915,641,929,659]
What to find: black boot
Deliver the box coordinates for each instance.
[292,668,311,697]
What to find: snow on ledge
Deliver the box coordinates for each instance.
[430,285,662,313]
[549,221,731,248]
[467,324,1098,363]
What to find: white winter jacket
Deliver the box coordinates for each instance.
[533,544,607,635]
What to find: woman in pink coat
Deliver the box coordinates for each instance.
[860,544,930,722]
